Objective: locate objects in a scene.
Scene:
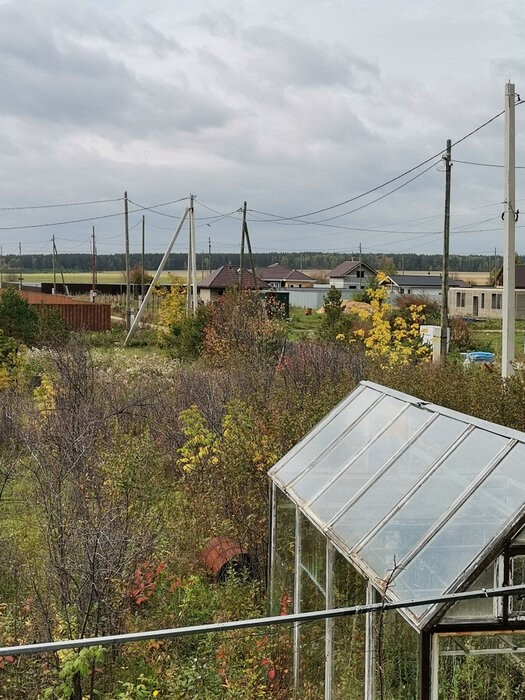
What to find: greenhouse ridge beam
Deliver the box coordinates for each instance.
[1,585,524,658]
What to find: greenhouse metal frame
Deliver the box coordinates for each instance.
[269,381,525,699]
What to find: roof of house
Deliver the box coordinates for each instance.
[329,260,377,278]
[270,381,525,632]
[386,275,466,288]
[495,265,525,288]
[197,265,267,290]
[256,263,315,283]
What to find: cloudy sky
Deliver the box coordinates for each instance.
[1,0,525,260]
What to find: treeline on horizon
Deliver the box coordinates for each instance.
[1,251,504,274]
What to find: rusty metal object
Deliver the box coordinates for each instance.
[200,537,252,582]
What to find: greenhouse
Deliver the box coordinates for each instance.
[268,381,525,699]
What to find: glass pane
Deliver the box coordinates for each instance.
[290,395,404,504]
[271,386,378,486]
[443,562,497,621]
[395,442,525,617]
[360,429,509,583]
[300,515,326,603]
[511,555,525,616]
[307,404,430,526]
[333,552,366,699]
[271,487,296,616]
[332,415,466,548]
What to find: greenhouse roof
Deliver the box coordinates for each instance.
[269,381,525,630]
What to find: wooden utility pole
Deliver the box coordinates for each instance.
[18,242,23,290]
[239,202,247,291]
[52,235,57,294]
[124,191,131,331]
[209,237,212,274]
[502,81,516,377]
[440,139,452,360]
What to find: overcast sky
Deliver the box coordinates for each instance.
[1,0,525,261]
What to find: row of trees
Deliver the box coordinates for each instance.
[1,251,508,274]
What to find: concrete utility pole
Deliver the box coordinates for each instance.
[190,195,197,314]
[502,82,516,378]
[124,191,131,331]
[440,139,452,360]
[90,227,97,302]
[141,216,145,300]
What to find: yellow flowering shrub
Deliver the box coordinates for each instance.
[352,276,431,366]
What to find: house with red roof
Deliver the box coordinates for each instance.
[197,265,268,303]
[255,263,315,288]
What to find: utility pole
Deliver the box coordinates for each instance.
[18,242,22,290]
[124,191,131,331]
[502,81,516,378]
[440,139,452,360]
[141,215,145,300]
[239,202,247,291]
[52,236,57,294]
[190,195,197,314]
[208,237,212,274]
[90,227,97,302]
[0,246,3,288]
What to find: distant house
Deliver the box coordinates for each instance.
[381,274,468,301]
[495,265,525,288]
[255,263,315,288]
[328,261,377,289]
[197,265,268,303]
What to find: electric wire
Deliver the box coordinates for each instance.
[453,159,525,169]
[0,197,123,212]
[248,108,510,222]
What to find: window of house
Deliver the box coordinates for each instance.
[491,293,502,310]
[481,293,485,309]
[356,270,365,278]
[456,292,466,308]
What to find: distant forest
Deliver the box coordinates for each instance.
[1,251,504,274]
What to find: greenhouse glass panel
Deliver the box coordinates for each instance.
[331,415,466,548]
[289,395,404,504]
[442,561,497,622]
[270,386,378,487]
[305,404,430,525]
[359,428,509,582]
[393,442,525,620]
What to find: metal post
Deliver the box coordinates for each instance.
[419,631,432,700]
[440,139,452,360]
[502,81,516,377]
[293,506,302,694]
[430,634,440,700]
[365,583,377,700]
[268,482,277,615]
[325,542,335,700]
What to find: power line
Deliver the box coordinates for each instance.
[0,197,123,211]
[249,108,511,223]
[453,158,525,169]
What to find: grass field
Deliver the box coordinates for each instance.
[16,271,205,285]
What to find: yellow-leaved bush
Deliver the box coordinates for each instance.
[352,273,431,366]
